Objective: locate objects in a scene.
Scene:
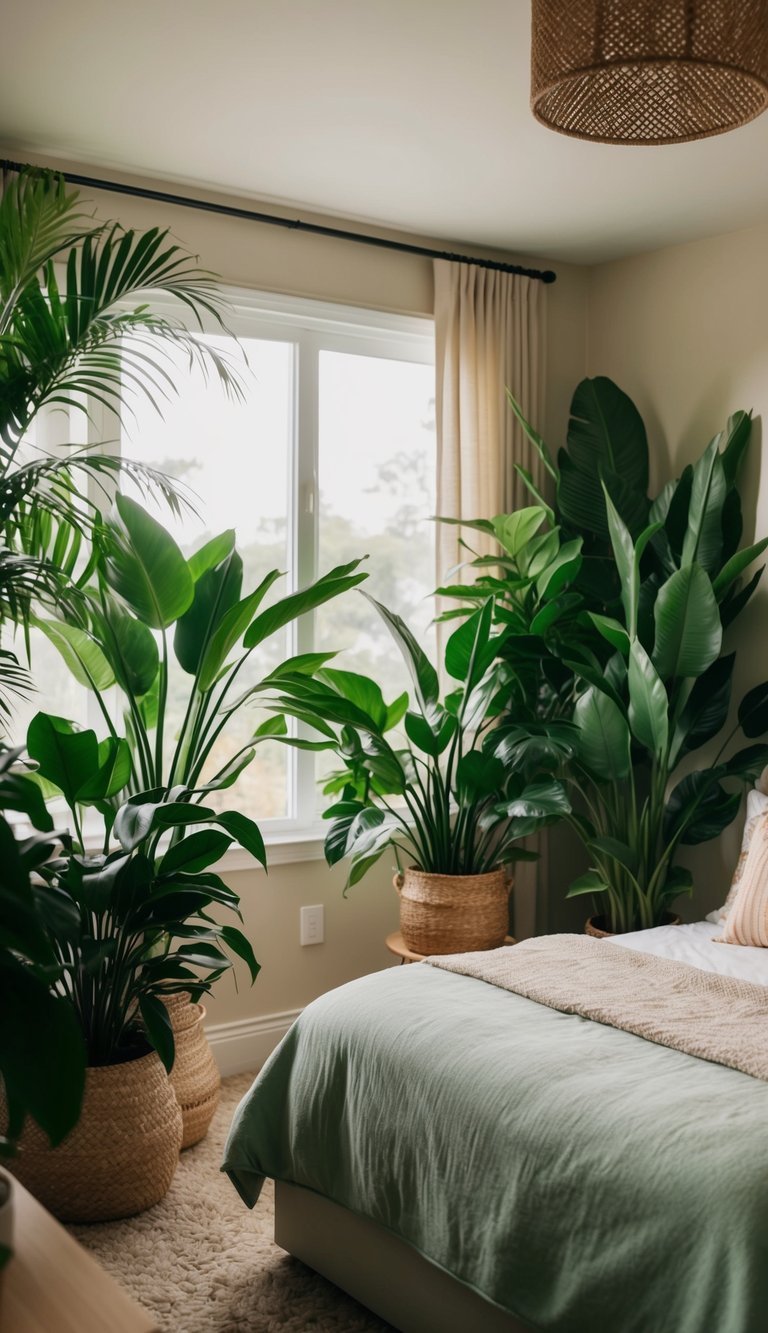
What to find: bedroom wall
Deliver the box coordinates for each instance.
[5,151,589,1063]
[584,219,768,920]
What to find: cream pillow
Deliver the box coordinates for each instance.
[720,812,768,947]
[708,777,768,924]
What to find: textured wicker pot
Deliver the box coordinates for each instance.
[395,867,510,955]
[8,1050,182,1223]
[163,992,221,1149]
[586,912,683,939]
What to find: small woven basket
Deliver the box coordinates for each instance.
[163,992,221,1150]
[8,1050,182,1223]
[396,867,511,955]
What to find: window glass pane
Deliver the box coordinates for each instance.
[121,335,293,820]
[317,348,436,708]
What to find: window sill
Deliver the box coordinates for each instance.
[214,832,327,874]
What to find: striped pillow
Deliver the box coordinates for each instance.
[710,784,768,924]
[721,812,768,947]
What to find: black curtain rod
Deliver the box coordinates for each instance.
[0,158,557,286]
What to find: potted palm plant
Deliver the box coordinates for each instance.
[0,164,241,712]
[261,593,572,953]
[448,378,768,932]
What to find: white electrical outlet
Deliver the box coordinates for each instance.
[300,904,325,946]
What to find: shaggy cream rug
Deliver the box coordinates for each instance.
[70,1072,392,1333]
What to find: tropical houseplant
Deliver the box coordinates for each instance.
[10,715,266,1221]
[20,495,367,1157]
[0,165,242,709]
[447,378,768,933]
[260,593,572,953]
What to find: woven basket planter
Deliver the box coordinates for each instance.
[395,867,510,955]
[586,912,683,939]
[8,1050,182,1223]
[163,993,221,1150]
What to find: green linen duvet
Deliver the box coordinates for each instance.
[222,962,768,1333]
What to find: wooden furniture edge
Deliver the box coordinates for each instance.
[2,1178,159,1332]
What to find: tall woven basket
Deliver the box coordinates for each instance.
[163,993,221,1149]
[8,1050,182,1223]
[395,867,511,955]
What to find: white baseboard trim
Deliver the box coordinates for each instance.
[205,1008,302,1078]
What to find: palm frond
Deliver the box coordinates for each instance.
[0,168,97,335]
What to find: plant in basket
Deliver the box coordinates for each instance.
[8,713,263,1222]
[446,378,768,933]
[260,593,573,954]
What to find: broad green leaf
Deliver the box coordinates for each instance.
[586,613,629,656]
[35,619,115,692]
[664,769,741,845]
[567,377,649,498]
[315,668,389,730]
[671,653,734,765]
[681,436,726,572]
[159,829,233,875]
[404,709,456,757]
[0,964,85,1146]
[494,780,570,820]
[198,570,283,691]
[724,744,768,781]
[565,871,609,899]
[574,687,631,782]
[218,924,260,983]
[243,560,367,651]
[491,507,546,558]
[100,604,159,698]
[738,681,768,739]
[445,601,495,686]
[174,546,243,675]
[712,538,768,598]
[363,594,439,718]
[139,994,175,1074]
[215,810,267,870]
[104,494,194,628]
[76,736,131,802]
[455,751,505,800]
[720,410,752,489]
[535,538,582,601]
[652,564,721,680]
[628,640,668,757]
[187,529,236,582]
[26,713,99,808]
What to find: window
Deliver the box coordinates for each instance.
[19,291,436,842]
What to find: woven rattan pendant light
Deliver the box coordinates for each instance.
[530,0,768,145]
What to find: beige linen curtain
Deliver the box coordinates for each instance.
[433,258,547,592]
[433,258,548,941]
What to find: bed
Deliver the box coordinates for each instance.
[222,920,768,1333]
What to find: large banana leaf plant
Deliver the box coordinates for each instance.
[454,379,768,931]
[0,164,241,712]
[258,592,573,887]
[21,716,260,1070]
[34,494,368,807]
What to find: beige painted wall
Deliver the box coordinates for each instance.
[3,151,589,1028]
[586,219,768,919]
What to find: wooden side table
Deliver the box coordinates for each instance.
[1,1177,159,1332]
[385,930,516,963]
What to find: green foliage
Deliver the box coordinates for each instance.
[261,592,573,887]
[0,748,86,1160]
[454,379,768,931]
[25,725,262,1070]
[0,164,243,716]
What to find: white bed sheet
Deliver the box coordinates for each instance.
[611,919,768,986]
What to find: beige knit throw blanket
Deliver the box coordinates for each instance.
[426,934,768,1081]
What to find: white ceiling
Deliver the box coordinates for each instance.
[3,0,768,266]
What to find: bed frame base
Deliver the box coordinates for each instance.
[274,1180,529,1333]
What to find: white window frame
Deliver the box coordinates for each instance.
[84,288,435,863]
